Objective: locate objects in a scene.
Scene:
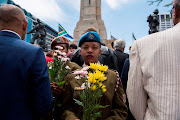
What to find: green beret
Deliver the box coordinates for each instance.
[78,31,101,47]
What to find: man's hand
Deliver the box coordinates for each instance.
[50,82,63,96]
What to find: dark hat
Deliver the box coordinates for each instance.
[51,36,69,49]
[78,31,101,47]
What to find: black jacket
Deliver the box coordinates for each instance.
[114,49,129,75]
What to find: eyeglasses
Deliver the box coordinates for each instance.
[170,4,180,17]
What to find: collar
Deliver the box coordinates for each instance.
[115,49,123,53]
[82,61,101,67]
[1,30,21,39]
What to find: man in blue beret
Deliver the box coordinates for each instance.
[61,31,128,120]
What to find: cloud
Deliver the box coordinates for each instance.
[63,0,80,11]
[105,0,134,9]
[13,0,65,22]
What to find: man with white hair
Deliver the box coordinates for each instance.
[114,39,129,75]
[127,0,180,119]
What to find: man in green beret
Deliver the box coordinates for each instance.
[61,31,128,120]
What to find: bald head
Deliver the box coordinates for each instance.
[0,5,28,39]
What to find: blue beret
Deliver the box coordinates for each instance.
[78,31,101,47]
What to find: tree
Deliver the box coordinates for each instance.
[147,0,172,7]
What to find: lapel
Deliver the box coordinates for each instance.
[0,31,21,39]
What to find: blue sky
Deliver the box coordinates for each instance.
[13,0,172,53]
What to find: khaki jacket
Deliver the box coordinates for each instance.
[62,68,128,120]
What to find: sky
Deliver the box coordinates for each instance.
[13,0,172,53]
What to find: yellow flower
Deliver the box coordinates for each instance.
[88,77,96,84]
[98,82,103,87]
[90,63,100,70]
[101,85,105,89]
[101,85,106,92]
[99,64,108,72]
[88,72,93,78]
[99,75,107,82]
[102,88,106,92]
[88,72,96,83]
[93,70,101,79]
[90,85,97,91]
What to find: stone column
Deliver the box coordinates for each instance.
[73,0,107,46]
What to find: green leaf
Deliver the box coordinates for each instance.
[92,112,101,119]
[57,81,66,86]
[164,2,173,7]
[73,98,84,107]
[57,103,62,107]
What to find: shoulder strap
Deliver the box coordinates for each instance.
[115,71,122,92]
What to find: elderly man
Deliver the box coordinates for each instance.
[114,39,129,75]
[127,0,180,119]
[61,31,128,120]
[0,5,53,120]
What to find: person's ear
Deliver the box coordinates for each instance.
[80,49,82,56]
[122,47,125,52]
[23,20,28,32]
[99,49,101,56]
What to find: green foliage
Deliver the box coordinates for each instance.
[74,82,108,120]
[73,98,84,107]
[48,58,67,86]
[164,2,173,7]
[147,0,163,6]
[147,0,172,7]
[73,63,109,120]
[57,81,66,86]
[47,56,69,120]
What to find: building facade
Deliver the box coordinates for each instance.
[158,13,174,31]
[0,0,58,51]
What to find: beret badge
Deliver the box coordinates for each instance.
[88,33,94,40]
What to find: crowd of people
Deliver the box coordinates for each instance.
[1,0,180,119]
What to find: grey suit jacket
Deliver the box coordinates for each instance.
[127,22,180,120]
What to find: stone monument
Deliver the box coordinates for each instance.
[73,0,107,45]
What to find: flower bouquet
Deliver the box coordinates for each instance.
[48,50,69,86]
[47,46,70,120]
[73,63,109,120]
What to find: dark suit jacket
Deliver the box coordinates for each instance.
[0,31,53,120]
[120,58,135,120]
[114,49,129,75]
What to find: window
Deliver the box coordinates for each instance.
[166,15,170,21]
